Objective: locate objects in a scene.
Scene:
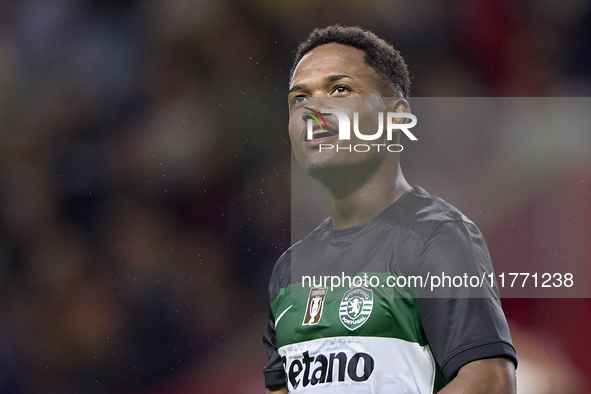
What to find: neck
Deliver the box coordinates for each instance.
[320,162,411,230]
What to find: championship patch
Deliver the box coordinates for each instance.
[339,286,373,331]
[302,287,328,326]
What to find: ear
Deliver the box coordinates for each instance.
[384,98,412,131]
[386,98,411,120]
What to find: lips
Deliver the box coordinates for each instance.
[303,123,338,148]
[310,129,333,139]
[306,134,339,147]
[304,121,338,142]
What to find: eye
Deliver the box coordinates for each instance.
[332,84,352,95]
[290,95,309,106]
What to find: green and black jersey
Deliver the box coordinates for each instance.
[263,186,516,393]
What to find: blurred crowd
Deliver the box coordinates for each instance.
[0,0,590,393]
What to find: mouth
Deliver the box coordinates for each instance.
[309,129,334,140]
[305,121,338,142]
[305,126,339,147]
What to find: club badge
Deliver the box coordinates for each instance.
[339,286,373,331]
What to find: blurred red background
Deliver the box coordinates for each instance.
[0,0,589,393]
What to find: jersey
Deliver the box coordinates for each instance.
[263,186,517,393]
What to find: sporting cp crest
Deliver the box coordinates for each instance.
[339,287,373,331]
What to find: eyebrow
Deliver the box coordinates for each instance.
[288,74,353,94]
[327,74,352,82]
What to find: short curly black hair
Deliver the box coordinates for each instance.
[290,25,410,97]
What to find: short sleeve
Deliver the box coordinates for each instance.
[262,250,291,389]
[416,220,517,381]
[262,312,286,388]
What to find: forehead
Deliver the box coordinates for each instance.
[291,43,380,87]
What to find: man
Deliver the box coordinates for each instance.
[263,25,517,393]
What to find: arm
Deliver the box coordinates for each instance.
[263,308,287,392]
[439,358,516,394]
[416,221,517,390]
[263,250,291,392]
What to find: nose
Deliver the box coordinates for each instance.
[301,106,322,123]
[302,111,313,122]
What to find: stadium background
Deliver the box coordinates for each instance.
[0,0,589,393]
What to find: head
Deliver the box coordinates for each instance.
[288,25,412,186]
[290,25,410,98]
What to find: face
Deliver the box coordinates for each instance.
[288,43,397,180]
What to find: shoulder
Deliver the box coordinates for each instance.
[267,247,291,303]
[379,185,482,243]
[267,217,332,301]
